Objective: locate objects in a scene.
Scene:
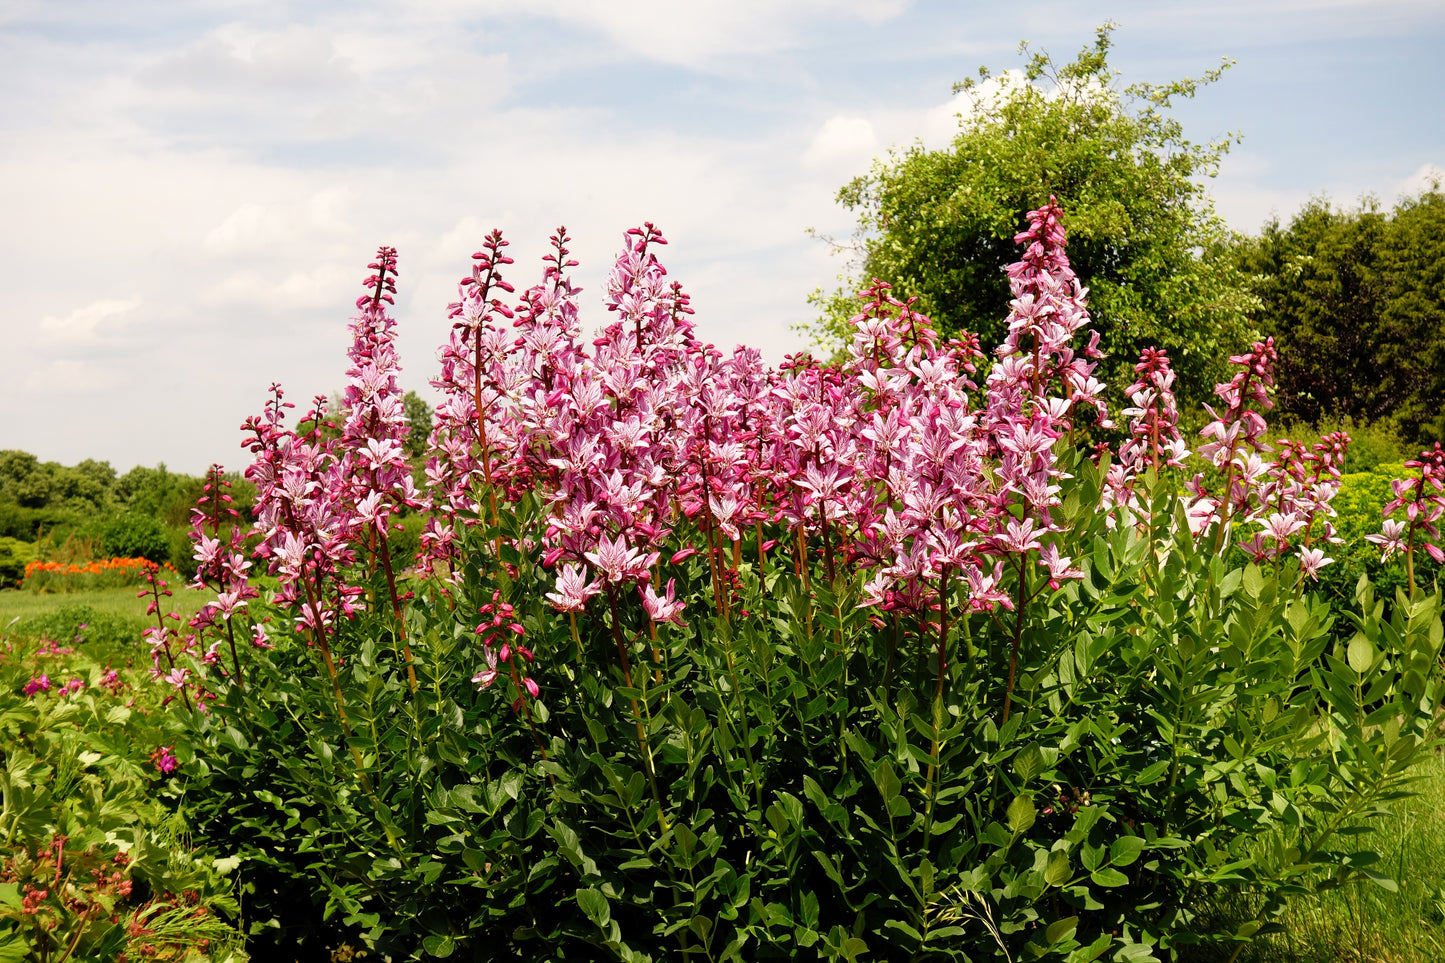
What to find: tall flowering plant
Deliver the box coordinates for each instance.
[174,206,1444,963]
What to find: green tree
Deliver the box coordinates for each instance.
[811,25,1257,408]
[1237,187,1445,442]
[62,459,117,509]
[117,464,183,518]
[402,390,433,462]
[0,450,53,508]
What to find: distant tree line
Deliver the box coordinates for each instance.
[0,450,244,581]
[1234,190,1445,444]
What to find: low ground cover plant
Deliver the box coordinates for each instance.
[142,204,1445,961]
[0,604,244,960]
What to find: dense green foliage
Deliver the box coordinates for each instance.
[811,26,1257,407]
[1234,188,1445,443]
[0,538,32,589]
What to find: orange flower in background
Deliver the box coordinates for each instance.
[19,557,180,593]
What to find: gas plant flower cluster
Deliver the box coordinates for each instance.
[1366,441,1445,591]
[159,196,1440,720]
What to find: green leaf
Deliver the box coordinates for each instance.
[422,933,456,957]
[1044,851,1071,887]
[1348,634,1375,674]
[882,918,923,943]
[1112,942,1160,963]
[576,887,611,929]
[0,930,28,963]
[1045,915,1079,945]
[874,760,902,802]
[1110,836,1145,867]
[1090,867,1129,888]
[1242,563,1264,598]
[1134,760,1169,785]
[1014,744,1044,782]
[800,889,820,929]
[1008,794,1036,834]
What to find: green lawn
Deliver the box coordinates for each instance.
[0,584,210,636]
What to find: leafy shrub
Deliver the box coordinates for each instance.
[100,512,172,564]
[10,604,148,653]
[0,502,80,542]
[1307,463,1442,624]
[0,538,33,589]
[163,217,1445,961]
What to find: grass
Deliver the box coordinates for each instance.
[1244,749,1445,963]
[1186,748,1445,963]
[0,584,210,636]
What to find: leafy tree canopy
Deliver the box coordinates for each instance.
[0,450,115,512]
[808,24,1258,409]
[1236,186,1445,444]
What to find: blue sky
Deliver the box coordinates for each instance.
[2,0,1441,474]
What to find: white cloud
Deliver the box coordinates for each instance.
[204,189,357,256]
[22,358,122,393]
[1394,163,1445,198]
[38,297,143,346]
[1210,156,1445,234]
[803,115,877,170]
[1,1,1440,473]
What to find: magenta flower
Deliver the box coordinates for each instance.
[584,533,656,585]
[545,563,600,613]
[1259,512,1306,544]
[1038,543,1083,590]
[641,578,687,626]
[1298,546,1333,579]
[150,746,178,775]
[471,645,500,690]
[23,675,50,696]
